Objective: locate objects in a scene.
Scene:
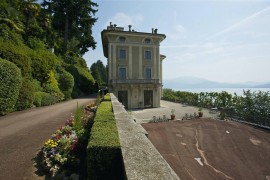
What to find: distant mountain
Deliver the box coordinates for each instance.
[254,83,270,88]
[163,76,267,89]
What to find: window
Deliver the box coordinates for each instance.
[144,50,152,60]
[144,67,151,79]
[119,36,126,42]
[144,38,151,44]
[118,67,126,79]
[118,48,127,59]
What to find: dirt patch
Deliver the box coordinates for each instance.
[142,119,270,180]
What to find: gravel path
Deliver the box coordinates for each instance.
[0,95,96,180]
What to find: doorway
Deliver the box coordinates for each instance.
[118,91,128,108]
[144,90,153,108]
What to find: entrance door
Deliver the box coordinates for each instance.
[118,91,128,108]
[144,90,153,108]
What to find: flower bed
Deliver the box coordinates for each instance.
[40,102,95,178]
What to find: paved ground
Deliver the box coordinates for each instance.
[0,95,96,180]
[142,119,270,180]
[131,100,219,123]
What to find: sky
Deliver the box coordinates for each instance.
[48,0,270,83]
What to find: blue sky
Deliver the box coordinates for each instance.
[41,0,270,83]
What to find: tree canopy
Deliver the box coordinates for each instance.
[41,0,98,55]
[90,60,108,87]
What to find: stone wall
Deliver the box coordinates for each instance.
[110,93,180,180]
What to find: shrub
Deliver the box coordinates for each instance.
[66,64,95,94]
[16,78,35,110]
[0,58,22,115]
[58,69,74,100]
[103,93,111,101]
[31,50,59,84]
[0,41,32,77]
[87,95,124,179]
[40,92,58,106]
[33,92,43,107]
[44,71,64,102]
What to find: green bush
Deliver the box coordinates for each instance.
[33,92,43,107]
[66,64,95,94]
[0,41,32,77]
[87,95,124,179]
[103,93,111,101]
[16,78,35,110]
[34,91,58,107]
[0,58,22,115]
[30,50,59,84]
[58,69,74,100]
[44,71,64,102]
[40,92,58,106]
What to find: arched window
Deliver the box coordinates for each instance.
[144,38,151,44]
[119,36,126,42]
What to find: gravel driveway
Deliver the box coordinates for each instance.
[0,95,96,180]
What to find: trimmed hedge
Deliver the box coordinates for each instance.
[33,91,58,107]
[0,58,22,115]
[103,94,111,101]
[87,95,124,179]
[16,78,35,110]
[0,42,32,77]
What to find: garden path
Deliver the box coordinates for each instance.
[0,95,96,180]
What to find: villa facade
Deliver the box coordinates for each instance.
[101,23,166,108]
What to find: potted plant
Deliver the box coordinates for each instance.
[198,108,203,117]
[171,109,175,120]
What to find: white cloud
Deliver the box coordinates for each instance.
[105,12,144,29]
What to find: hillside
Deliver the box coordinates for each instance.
[0,0,98,115]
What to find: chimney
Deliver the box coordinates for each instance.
[128,25,132,32]
[152,28,154,34]
[154,28,158,34]
[110,22,112,27]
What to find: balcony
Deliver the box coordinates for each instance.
[110,79,161,84]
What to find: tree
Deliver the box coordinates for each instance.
[90,60,107,87]
[41,0,98,55]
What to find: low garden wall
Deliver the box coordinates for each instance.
[110,93,180,180]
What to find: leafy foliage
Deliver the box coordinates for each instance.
[42,0,98,54]
[0,58,22,115]
[16,78,35,110]
[87,94,123,179]
[57,69,74,100]
[90,60,107,87]
[0,41,32,77]
[44,71,64,102]
[0,0,99,115]
[163,88,270,127]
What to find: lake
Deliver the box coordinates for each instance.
[175,88,270,96]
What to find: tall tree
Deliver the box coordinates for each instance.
[41,0,98,55]
[90,60,107,87]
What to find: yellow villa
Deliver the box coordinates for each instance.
[101,23,166,108]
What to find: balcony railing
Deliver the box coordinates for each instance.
[110,79,161,84]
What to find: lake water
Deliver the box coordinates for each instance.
[175,88,270,96]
